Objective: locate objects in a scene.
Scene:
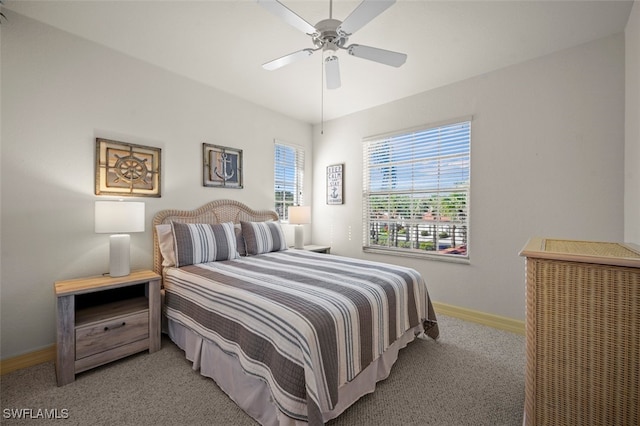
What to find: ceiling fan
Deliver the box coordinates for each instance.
[258,0,407,90]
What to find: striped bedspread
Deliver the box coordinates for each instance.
[163,250,439,424]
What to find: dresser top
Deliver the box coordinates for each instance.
[520,237,640,268]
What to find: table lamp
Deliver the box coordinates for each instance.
[95,200,145,277]
[288,206,311,249]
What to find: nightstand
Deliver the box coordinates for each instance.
[54,270,161,386]
[299,245,331,254]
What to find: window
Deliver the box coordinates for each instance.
[274,141,305,221]
[363,119,471,260]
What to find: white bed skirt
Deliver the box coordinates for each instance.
[166,318,421,425]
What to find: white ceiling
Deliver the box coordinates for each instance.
[5,0,634,124]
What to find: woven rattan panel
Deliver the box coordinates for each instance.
[525,258,640,426]
[544,239,640,259]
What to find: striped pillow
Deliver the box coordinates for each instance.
[172,222,239,267]
[241,221,288,255]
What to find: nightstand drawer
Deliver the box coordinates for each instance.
[75,310,149,359]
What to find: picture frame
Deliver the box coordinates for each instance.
[95,138,161,197]
[203,143,243,189]
[326,163,344,205]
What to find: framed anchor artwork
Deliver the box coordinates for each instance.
[203,143,243,189]
[326,163,344,205]
[95,138,162,197]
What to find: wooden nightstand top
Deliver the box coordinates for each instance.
[54,270,161,297]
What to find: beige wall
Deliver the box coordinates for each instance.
[626,1,640,244]
[0,13,312,359]
[312,34,626,321]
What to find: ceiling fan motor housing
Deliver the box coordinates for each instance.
[313,19,348,52]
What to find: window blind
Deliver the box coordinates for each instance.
[274,141,305,221]
[363,120,471,259]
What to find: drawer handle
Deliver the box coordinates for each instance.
[104,322,126,331]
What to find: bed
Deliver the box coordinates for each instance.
[152,199,439,425]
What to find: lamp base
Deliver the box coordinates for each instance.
[294,225,304,249]
[109,234,131,277]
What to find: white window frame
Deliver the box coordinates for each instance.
[362,117,471,263]
[274,141,305,222]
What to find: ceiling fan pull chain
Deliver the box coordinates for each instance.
[321,54,325,135]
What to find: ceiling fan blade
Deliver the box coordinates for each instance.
[263,49,315,71]
[325,56,341,90]
[337,0,395,36]
[257,0,317,35]
[347,44,407,67]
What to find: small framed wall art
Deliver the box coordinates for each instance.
[203,143,243,189]
[326,163,344,205]
[95,138,161,197]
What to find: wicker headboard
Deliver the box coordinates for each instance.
[152,199,279,275]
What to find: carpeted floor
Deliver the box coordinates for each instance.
[0,315,525,425]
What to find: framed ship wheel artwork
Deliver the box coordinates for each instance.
[95,138,161,197]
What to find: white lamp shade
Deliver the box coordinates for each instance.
[288,206,311,225]
[95,201,145,234]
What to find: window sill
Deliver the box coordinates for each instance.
[363,246,470,265]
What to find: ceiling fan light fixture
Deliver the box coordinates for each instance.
[325,55,341,89]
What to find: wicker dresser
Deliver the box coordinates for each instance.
[520,238,640,426]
